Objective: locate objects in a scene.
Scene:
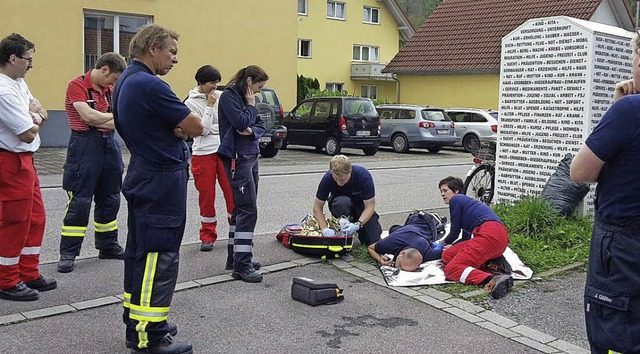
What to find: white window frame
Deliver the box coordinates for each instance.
[361,85,378,99]
[297,39,312,58]
[326,82,344,92]
[83,11,151,72]
[327,1,346,20]
[353,45,379,62]
[363,6,380,24]
[298,0,308,15]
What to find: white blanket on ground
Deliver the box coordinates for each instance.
[378,230,534,287]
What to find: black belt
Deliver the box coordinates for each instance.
[0,148,10,152]
[71,129,115,137]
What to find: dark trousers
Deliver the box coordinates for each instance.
[121,157,188,349]
[584,213,640,353]
[329,195,381,246]
[222,154,259,272]
[60,130,123,256]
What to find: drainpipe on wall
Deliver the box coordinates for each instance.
[392,73,400,103]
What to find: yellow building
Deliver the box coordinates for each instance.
[296,0,414,104]
[383,0,635,109]
[1,0,413,146]
[0,0,297,146]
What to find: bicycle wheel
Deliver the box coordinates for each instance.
[462,164,495,204]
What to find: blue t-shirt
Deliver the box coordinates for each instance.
[315,165,375,210]
[586,95,640,220]
[444,194,502,244]
[113,61,191,165]
[374,226,443,262]
[218,86,265,158]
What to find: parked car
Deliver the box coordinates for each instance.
[376,104,456,153]
[280,97,381,156]
[253,87,288,158]
[444,108,498,153]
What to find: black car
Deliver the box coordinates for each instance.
[253,87,287,158]
[280,97,380,156]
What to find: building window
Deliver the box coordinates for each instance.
[298,39,312,58]
[361,85,378,99]
[327,1,346,20]
[353,45,379,62]
[326,82,344,92]
[363,6,380,24]
[84,11,150,71]
[298,0,308,15]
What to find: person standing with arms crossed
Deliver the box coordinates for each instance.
[57,52,127,273]
[113,24,203,354]
[571,34,640,354]
[218,65,268,283]
[0,33,57,302]
[184,65,234,252]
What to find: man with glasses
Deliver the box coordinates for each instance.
[0,33,57,301]
[57,52,128,273]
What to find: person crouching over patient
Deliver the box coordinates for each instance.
[438,176,513,299]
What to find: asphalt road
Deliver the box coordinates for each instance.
[0,145,591,353]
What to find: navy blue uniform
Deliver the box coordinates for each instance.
[374,225,443,262]
[113,61,191,349]
[443,194,502,245]
[316,165,382,246]
[218,86,265,273]
[583,96,640,353]
[60,73,123,258]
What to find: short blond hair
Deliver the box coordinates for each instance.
[129,24,179,59]
[329,155,352,176]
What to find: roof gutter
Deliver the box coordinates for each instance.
[379,0,416,41]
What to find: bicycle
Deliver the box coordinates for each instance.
[462,140,496,205]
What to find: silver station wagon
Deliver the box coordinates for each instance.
[376,104,457,153]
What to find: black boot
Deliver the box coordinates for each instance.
[130,334,192,354]
[24,276,57,292]
[127,322,178,349]
[0,281,39,301]
[57,254,75,273]
[98,244,125,260]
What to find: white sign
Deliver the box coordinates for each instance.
[497,16,633,215]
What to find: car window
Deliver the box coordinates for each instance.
[255,90,279,108]
[344,99,376,117]
[490,112,499,121]
[421,110,450,121]
[295,101,314,118]
[330,101,338,116]
[447,112,464,122]
[398,110,415,119]
[378,109,396,119]
[471,113,487,123]
[313,101,331,119]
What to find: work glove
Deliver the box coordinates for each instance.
[322,228,336,237]
[343,222,360,236]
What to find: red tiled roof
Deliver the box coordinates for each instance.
[384,0,603,73]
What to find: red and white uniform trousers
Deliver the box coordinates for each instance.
[442,221,509,285]
[0,151,45,289]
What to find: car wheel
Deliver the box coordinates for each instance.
[463,134,480,154]
[259,142,279,158]
[324,137,341,156]
[391,134,409,153]
[427,146,442,153]
[362,146,378,156]
[280,139,288,150]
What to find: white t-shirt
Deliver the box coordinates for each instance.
[0,74,40,152]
